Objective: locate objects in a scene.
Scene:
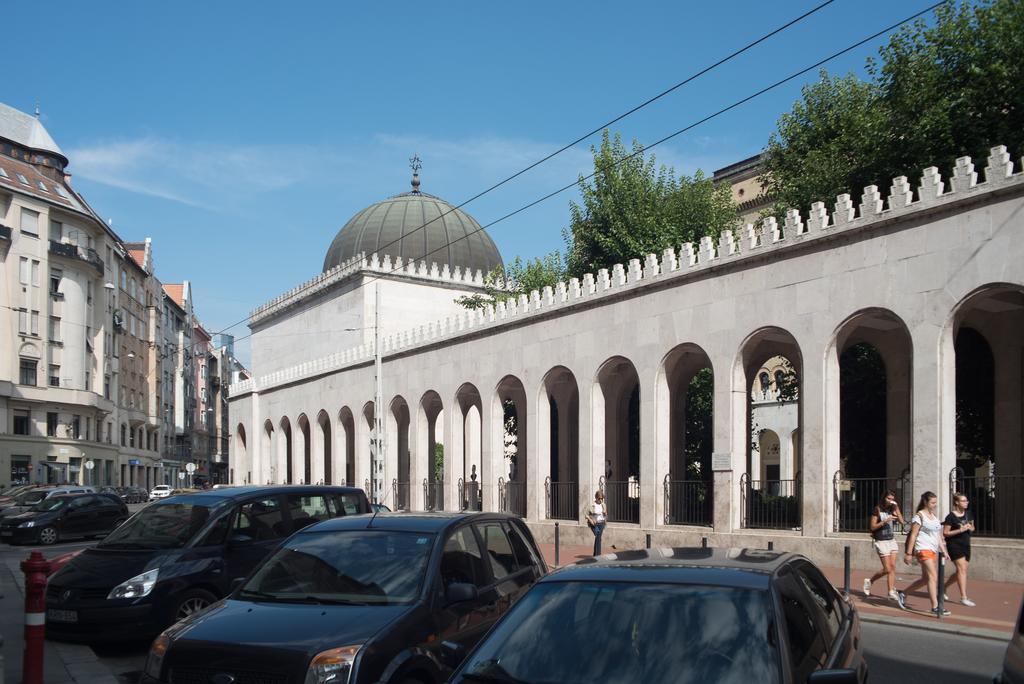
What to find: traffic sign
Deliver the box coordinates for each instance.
[84,460,95,470]
[178,472,186,481]
[185,462,197,473]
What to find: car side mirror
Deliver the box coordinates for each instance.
[230,577,246,593]
[445,582,478,605]
[808,669,859,683]
[439,640,466,668]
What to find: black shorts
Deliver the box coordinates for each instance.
[948,547,970,562]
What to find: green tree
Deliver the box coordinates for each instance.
[764,0,1024,213]
[455,251,565,310]
[564,130,735,278]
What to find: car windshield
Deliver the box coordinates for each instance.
[458,581,780,684]
[240,530,433,606]
[99,498,221,549]
[33,497,67,512]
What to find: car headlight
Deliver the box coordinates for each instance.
[304,645,360,684]
[19,521,35,528]
[107,568,159,599]
[144,633,170,680]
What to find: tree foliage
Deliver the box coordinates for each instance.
[763,0,1024,213]
[564,130,736,278]
[839,343,888,478]
[455,252,565,310]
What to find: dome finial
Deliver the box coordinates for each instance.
[409,153,422,193]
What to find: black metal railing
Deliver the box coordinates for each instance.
[833,471,911,533]
[545,477,578,521]
[458,478,482,511]
[0,224,11,241]
[663,476,713,527]
[498,478,526,517]
[392,480,410,511]
[741,473,801,530]
[48,240,104,275]
[599,476,640,524]
[950,467,1024,539]
[423,479,445,511]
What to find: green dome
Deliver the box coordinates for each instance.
[323,190,503,276]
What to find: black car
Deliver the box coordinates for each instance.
[0,493,129,546]
[451,547,867,684]
[140,511,547,684]
[45,485,370,643]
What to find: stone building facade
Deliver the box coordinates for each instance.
[230,147,1024,580]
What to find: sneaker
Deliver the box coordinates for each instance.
[895,591,908,610]
[863,578,871,597]
[961,598,976,607]
[888,590,900,602]
[943,592,949,601]
[932,607,952,617]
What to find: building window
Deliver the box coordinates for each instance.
[20,208,39,237]
[47,412,58,437]
[104,377,111,400]
[19,257,30,285]
[13,410,31,435]
[10,456,30,486]
[121,269,127,290]
[121,424,126,446]
[49,219,62,242]
[50,269,62,295]
[774,370,786,396]
[49,316,61,343]
[19,358,37,386]
[129,428,135,448]
[49,364,60,387]
[72,415,81,440]
[32,260,39,287]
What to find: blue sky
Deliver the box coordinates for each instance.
[4,0,942,366]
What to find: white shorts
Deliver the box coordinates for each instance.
[874,539,899,556]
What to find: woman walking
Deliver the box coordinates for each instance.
[585,490,608,556]
[943,492,976,606]
[863,490,905,602]
[897,491,952,616]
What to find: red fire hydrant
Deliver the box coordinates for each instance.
[21,551,50,684]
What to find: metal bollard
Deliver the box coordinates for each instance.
[21,551,50,684]
[554,522,560,568]
[645,533,651,549]
[701,536,708,549]
[768,541,774,551]
[937,554,945,618]
[843,545,851,597]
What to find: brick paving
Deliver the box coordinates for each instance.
[537,542,1022,638]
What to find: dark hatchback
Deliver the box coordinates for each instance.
[140,511,547,684]
[0,493,129,545]
[451,547,867,684]
[45,485,370,643]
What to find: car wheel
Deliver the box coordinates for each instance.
[173,589,217,622]
[38,527,58,545]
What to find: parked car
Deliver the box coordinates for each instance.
[149,485,173,501]
[0,485,94,518]
[140,511,547,684]
[995,594,1024,683]
[45,485,371,643]
[450,547,867,684]
[0,484,41,508]
[129,486,151,504]
[371,502,392,513]
[0,493,129,545]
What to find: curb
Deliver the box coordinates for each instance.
[858,610,1012,642]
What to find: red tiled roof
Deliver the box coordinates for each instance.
[127,248,145,268]
[0,154,76,210]
[163,284,185,308]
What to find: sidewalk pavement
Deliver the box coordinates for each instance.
[1,557,119,684]
[537,541,1022,641]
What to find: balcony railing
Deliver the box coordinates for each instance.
[392,480,410,511]
[950,467,1024,539]
[423,479,445,511]
[600,476,640,524]
[49,240,104,275]
[663,476,713,527]
[544,478,579,521]
[498,478,526,518]
[741,473,801,530]
[458,478,482,511]
[832,472,911,533]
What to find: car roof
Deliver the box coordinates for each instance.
[298,510,519,535]
[160,484,367,501]
[540,547,800,590]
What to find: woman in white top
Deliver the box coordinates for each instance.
[585,490,608,556]
[897,491,951,616]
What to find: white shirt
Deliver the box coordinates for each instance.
[591,502,607,524]
[911,512,942,552]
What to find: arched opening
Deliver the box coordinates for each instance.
[279,417,293,485]
[262,420,275,483]
[317,410,332,484]
[418,391,445,510]
[389,396,411,510]
[297,414,311,485]
[338,407,356,486]
[594,356,641,524]
[496,375,528,518]
[660,344,714,526]
[454,383,483,511]
[949,286,1024,538]
[235,425,247,484]
[738,328,802,530]
[829,309,913,532]
[540,366,579,520]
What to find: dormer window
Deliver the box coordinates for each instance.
[37,181,48,192]
[17,173,29,185]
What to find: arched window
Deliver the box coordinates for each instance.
[774,370,786,396]
[759,372,771,398]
